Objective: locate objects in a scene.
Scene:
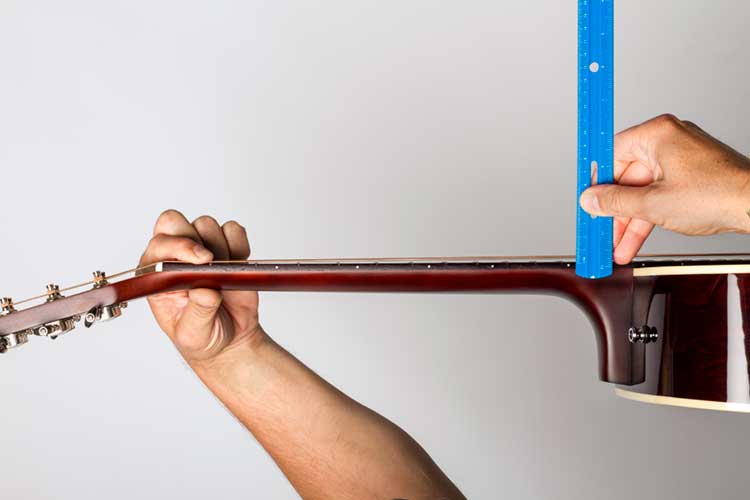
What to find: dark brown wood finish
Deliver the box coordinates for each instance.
[113,262,647,384]
[619,272,750,406]
[4,256,750,404]
[0,260,653,385]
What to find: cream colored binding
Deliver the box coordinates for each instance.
[615,388,750,413]
[632,264,750,277]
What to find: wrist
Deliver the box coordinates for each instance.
[186,326,293,426]
[189,324,271,379]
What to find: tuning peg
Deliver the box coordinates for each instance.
[84,307,101,327]
[0,332,29,352]
[102,303,123,321]
[35,316,78,340]
[0,331,29,353]
[84,303,123,328]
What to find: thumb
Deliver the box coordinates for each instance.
[579,184,651,219]
[173,288,230,360]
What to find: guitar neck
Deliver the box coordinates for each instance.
[5,254,750,337]
[0,257,585,342]
[6,253,750,385]
[118,258,580,299]
[118,252,750,297]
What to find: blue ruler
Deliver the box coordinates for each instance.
[576,0,614,279]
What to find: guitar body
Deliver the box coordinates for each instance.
[618,268,750,412]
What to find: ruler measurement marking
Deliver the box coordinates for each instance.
[576,0,614,279]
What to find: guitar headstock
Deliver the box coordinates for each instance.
[0,270,131,354]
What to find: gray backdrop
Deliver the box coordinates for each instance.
[1,1,749,499]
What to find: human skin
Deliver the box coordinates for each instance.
[579,114,750,264]
[136,115,747,499]
[138,211,465,500]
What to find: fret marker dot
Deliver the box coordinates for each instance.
[589,61,600,73]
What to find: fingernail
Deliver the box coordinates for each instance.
[193,245,213,260]
[580,192,601,215]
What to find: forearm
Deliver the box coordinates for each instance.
[192,329,464,500]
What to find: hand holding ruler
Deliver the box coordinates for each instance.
[576,0,614,279]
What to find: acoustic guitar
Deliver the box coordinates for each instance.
[1,254,749,413]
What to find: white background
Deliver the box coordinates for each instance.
[1,1,749,498]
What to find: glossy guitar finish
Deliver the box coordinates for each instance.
[132,261,646,385]
[3,255,750,411]
[618,270,750,412]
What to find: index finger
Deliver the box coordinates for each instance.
[139,234,214,267]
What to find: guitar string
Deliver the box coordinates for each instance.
[7,252,750,307]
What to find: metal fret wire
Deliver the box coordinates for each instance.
[9,253,750,307]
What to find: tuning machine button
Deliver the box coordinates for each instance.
[1,297,31,353]
[35,316,79,340]
[0,331,29,353]
[85,271,126,327]
[84,303,125,328]
[102,303,123,321]
[84,307,99,327]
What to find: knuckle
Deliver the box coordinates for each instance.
[149,234,194,255]
[149,233,171,246]
[606,189,624,215]
[653,113,682,132]
[141,236,162,257]
[641,189,663,224]
[191,303,217,319]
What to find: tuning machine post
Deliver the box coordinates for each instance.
[1,297,15,316]
[31,283,79,339]
[45,284,63,302]
[92,270,108,288]
[84,270,127,328]
[0,271,128,354]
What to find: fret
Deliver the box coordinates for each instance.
[5,253,750,391]
[7,253,750,311]
[5,253,750,348]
